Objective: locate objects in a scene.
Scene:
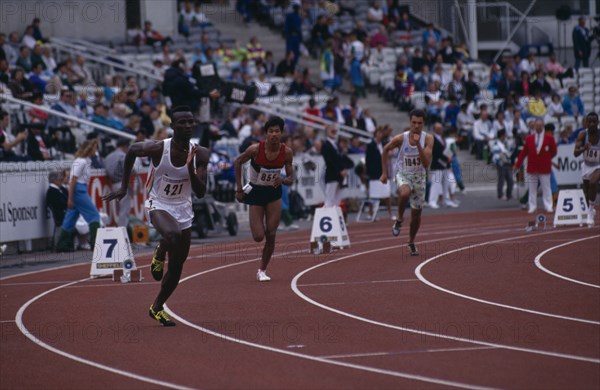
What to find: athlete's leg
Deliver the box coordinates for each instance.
[396,184,411,221]
[409,208,422,244]
[249,205,266,242]
[153,227,192,309]
[260,199,282,271]
[587,170,600,204]
[150,210,180,260]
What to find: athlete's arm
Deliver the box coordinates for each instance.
[573,131,589,157]
[282,147,295,186]
[102,140,162,202]
[189,145,209,198]
[418,133,433,168]
[234,143,259,197]
[380,133,404,184]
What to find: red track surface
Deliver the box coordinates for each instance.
[1,210,599,389]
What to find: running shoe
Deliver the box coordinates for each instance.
[150,244,165,281]
[408,243,419,256]
[588,207,596,227]
[149,305,176,326]
[256,269,271,282]
[392,219,402,237]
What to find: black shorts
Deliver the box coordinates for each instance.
[243,184,282,206]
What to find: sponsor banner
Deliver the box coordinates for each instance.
[553,145,583,186]
[0,168,149,243]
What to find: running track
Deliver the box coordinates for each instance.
[1,210,598,389]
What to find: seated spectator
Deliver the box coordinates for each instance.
[41,45,56,72]
[31,18,47,43]
[414,65,432,92]
[527,89,547,119]
[28,63,47,93]
[562,86,585,118]
[447,70,465,101]
[16,46,32,73]
[27,125,52,161]
[497,70,517,100]
[21,26,36,50]
[142,20,173,46]
[518,52,536,75]
[178,0,195,38]
[393,66,413,110]
[511,109,528,137]
[30,43,45,70]
[362,109,377,133]
[247,36,265,62]
[545,52,573,79]
[488,64,503,95]
[493,110,513,140]
[91,103,124,130]
[370,25,388,48]
[368,1,384,22]
[454,41,470,62]
[515,71,532,97]
[191,3,209,27]
[546,70,562,92]
[348,135,365,154]
[397,11,413,31]
[0,59,10,85]
[437,38,456,64]
[422,23,440,49]
[546,93,566,120]
[276,51,296,77]
[531,69,552,97]
[8,67,33,100]
[0,33,18,65]
[344,108,365,130]
[444,97,460,128]
[263,51,276,75]
[558,125,573,145]
[0,110,29,161]
[287,71,311,96]
[464,71,480,101]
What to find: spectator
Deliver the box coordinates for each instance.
[0,33,18,65]
[491,129,514,200]
[0,110,28,161]
[546,93,566,121]
[531,69,552,97]
[310,15,331,57]
[368,1,384,22]
[163,58,204,111]
[438,38,456,64]
[558,124,573,145]
[516,71,532,97]
[46,170,69,245]
[263,51,276,75]
[362,109,377,134]
[247,36,265,62]
[370,25,388,48]
[276,51,296,77]
[320,40,340,93]
[284,4,302,68]
[518,52,536,75]
[91,103,124,130]
[322,125,348,207]
[178,1,195,38]
[445,127,465,193]
[513,119,557,213]
[16,46,32,73]
[562,86,585,118]
[30,43,45,70]
[397,11,413,31]
[457,103,474,149]
[527,89,547,119]
[31,18,47,43]
[497,70,517,100]
[546,70,562,92]
[422,23,440,49]
[41,46,56,72]
[444,98,460,128]
[393,66,413,110]
[365,126,392,218]
[414,65,432,92]
[56,139,101,252]
[572,17,593,69]
[473,107,492,160]
[71,55,93,85]
[8,67,33,100]
[447,70,465,102]
[428,122,456,208]
[348,136,365,154]
[28,63,47,93]
[26,124,52,161]
[104,138,134,228]
[143,21,173,48]
[545,52,572,79]
[21,26,36,50]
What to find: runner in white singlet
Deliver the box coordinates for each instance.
[574,111,600,226]
[103,106,209,326]
[380,109,433,256]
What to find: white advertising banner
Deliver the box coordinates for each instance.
[553,144,583,186]
[0,171,54,242]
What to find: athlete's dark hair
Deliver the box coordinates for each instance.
[587,112,598,119]
[168,105,192,120]
[263,116,285,132]
[409,109,426,119]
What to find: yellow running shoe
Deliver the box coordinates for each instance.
[149,305,176,327]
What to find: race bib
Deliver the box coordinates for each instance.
[403,156,421,168]
[255,168,280,185]
[583,149,600,164]
[157,176,189,201]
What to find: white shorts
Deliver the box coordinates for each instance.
[145,197,194,230]
[395,171,426,209]
[369,180,391,199]
[582,164,600,181]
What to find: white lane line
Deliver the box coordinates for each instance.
[414,234,600,326]
[1,281,80,286]
[321,346,497,359]
[291,228,600,364]
[165,280,493,390]
[15,278,195,390]
[298,279,419,287]
[534,235,600,289]
[1,320,16,323]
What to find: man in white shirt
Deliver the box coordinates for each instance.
[473,106,492,160]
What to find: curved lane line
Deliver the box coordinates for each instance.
[534,235,600,289]
[414,234,600,326]
[291,228,600,364]
[15,278,195,390]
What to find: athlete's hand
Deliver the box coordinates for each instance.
[583,142,591,151]
[102,188,127,203]
[272,175,283,187]
[411,131,421,143]
[187,145,198,170]
[235,191,244,203]
[380,173,388,184]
